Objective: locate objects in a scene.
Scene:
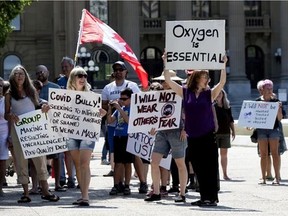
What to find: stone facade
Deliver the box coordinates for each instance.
[0,1,287,111]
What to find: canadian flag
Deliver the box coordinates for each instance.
[79,9,148,88]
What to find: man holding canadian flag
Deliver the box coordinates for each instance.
[76,9,149,89]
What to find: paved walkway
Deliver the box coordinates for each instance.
[1,137,288,216]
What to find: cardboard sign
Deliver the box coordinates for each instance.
[237,100,279,129]
[14,110,68,159]
[165,20,225,70]
[128,90,182,134]
[48,89,102,142]
[126,132,172,170]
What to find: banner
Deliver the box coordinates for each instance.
[165,20,225,70]
[128,90,182,133]
[14,110,67,159]
[126,132,172,170]
[48,88,102,141]
[237,100,279,129]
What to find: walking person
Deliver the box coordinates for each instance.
[214,89,235,180]
[66,67,106,206]
[164,56,227,207]
[5,65,59,203]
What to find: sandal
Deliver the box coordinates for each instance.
[18,196,31,203]
[41,194,60,202]
[78,199,89,206]
[258,179,266,185]
[72,198,83,205]
[272,179,280,185]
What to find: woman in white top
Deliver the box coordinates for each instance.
[5,65,59,203]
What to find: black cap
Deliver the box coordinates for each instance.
[112,61,126,70]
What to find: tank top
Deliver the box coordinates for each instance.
[11,96,35,116]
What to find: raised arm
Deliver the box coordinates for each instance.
[164,69,183,98]
[211,55,228,101]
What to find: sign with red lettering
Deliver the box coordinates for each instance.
[128,90,182,133]
[165,20,225,70]
[238,100,279,129]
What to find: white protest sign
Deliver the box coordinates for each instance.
[126,132,172,170]
[165,20,225,70]
[237,100,279,129]
[14,110,68,159]
[48,89,102,142]
[128,90,182,134]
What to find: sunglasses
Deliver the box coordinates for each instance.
[76,74,87,78]
[119,97,129,101]
[114,68,124,72]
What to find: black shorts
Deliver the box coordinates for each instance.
[113,136,135,164]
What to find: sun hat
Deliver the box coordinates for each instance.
[152,70,183,81]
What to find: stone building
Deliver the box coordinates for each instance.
[0,1,288,115]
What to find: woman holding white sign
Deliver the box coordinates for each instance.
[164,56,227,207]
[66,66,106,206]
[5,65,59,203]
[255,79,282,185]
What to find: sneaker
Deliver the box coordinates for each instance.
[144,193,161,202]
[59,180,66,187]
[123,187,131,195]
[101,159,110,165]
[191,199,217,207]
[139,182,148,194]
[167,186,179,193]
[67,181,76,189]
[103,170,114,177]
[186,182,196,190]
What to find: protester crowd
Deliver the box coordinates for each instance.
[0,55,286,208]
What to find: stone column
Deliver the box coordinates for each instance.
[175,1,192,20]
[227,1,250,101]
[279,1,288,89]
[121,1,140,81]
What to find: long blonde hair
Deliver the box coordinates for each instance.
[67,66,91,91]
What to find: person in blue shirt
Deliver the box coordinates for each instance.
[57,57,74,89]
[107,88,134,196]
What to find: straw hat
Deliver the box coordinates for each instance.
[152,70,183,81]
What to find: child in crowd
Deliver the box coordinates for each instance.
[107,88,134,195]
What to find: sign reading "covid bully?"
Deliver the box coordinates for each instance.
[165,20,226,70]
[48,89,102,142]
[128,90,182,134]
[14,110,68,159]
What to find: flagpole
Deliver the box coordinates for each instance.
[74,9,86,66]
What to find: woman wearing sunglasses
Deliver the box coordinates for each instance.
[67,66,106,206]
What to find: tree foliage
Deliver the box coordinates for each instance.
[0,0,32,48]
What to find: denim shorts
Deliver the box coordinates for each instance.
[257,128,280,140]
[67,138,95,151]
[153,129,187,159]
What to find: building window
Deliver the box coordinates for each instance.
[90,0,108,23]
[142,1,160,18]
[244,1,261,16]
[192,0,210,18]
[11,15,20,31]
[3,54,22,80]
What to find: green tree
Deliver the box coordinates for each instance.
[0,0,32,48]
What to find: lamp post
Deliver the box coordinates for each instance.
[77,47,99,89]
